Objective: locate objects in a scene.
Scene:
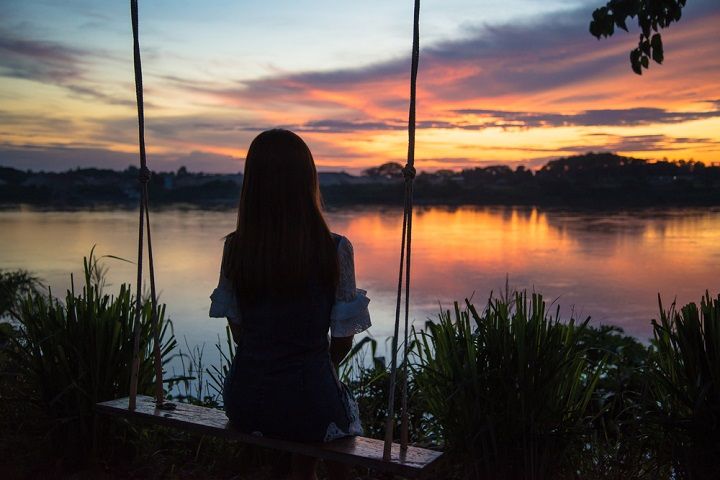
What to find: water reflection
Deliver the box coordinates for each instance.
[2,206,719,365]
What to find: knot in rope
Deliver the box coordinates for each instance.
[402,164,416,181]
[138,165,151,184]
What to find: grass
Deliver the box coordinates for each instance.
[1,257,719,479]
[0,268,40,319]
[414,292,601,479]
[3,250,176,460]
[648,293,720,479]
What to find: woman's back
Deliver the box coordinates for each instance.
[212,233,369,442]
[230,233,338,366]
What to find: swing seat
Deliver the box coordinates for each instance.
[96,396,442,477]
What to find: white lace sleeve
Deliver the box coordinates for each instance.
[209,237,241,325]
[330,236,371,337]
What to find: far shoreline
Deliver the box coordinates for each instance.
[3,201,720,215]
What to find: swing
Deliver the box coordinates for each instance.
[96,1,442,477]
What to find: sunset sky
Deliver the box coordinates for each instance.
[1,0,719,173]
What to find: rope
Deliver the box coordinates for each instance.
[126,0,419,439]
[383,0,420,461]
[128,0,166,411]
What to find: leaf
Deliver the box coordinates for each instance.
[630,49,643,75]
[651,33,664,64]
[641,55,649,69]
[640,38,651,56]
[590,0,688,74]
[615,17,628,32]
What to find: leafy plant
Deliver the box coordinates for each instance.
[337,336,432,445]
[414,292,602,480]
[206,325,237,403]
[5,250,176,454]
[589,0,687,74]
[648,292,720,479]
[0,269,40,319]
[575,325,667,479]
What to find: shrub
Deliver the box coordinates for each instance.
[340,336,432,444]
[649,292,720,479]
[5,251,176,454]
[414,291,601,480]
[575,325,666,479]
[0,269,40,319]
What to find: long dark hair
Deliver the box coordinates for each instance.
[224,129,338,303]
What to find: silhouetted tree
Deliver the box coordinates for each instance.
[362,162,403,179]
[589,0,688,74]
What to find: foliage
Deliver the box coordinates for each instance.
[4,251,176,454]
[0,269,40,319]
[5,248,720,479]
[362,161,404,179]
[647,292,720,479]
[164,326,238,408]
[339,336,433,445]
[574,325,668,479]
[414,292,601,480]
[207,325,237,401]
[589,0,688,74]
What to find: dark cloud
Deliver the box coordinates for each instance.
[224,59,408,103]
[65,84,135,107]
[0,29,131,106]
[586,133,720,153]
[417,0,720,101]
[452,106,720,128]
[91,115,258,151]
[210,5,625,106]
[0,29,85,83]
[0,110,76,134]
[453,133,720,157]
[0,144,242,173]
[174,0,720,136]
[296,119,405,132]
[276,104,720,134]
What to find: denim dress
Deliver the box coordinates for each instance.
[209,233,371,442]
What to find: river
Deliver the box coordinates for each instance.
[2,205,719,367]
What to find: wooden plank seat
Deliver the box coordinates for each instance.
[96,396,443,478]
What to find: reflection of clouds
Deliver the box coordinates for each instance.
[333,206,720,339]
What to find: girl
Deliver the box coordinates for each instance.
[209,129,371,480]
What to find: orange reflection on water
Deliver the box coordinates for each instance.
[335,207,577,302]
[330,206,720,339]
[2,206,720,349]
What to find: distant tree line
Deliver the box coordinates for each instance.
[1,152,719,208]
[339,152,720,207]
